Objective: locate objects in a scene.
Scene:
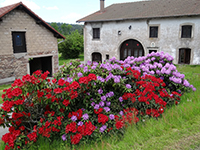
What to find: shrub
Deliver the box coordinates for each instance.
[0,52,195,150]
[58,30,83,59]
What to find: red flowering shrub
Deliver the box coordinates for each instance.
[0,57,187,149]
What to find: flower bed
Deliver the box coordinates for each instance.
[0,52,195,150]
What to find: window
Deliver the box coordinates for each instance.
[149,26,158,38]
[149,50,157,54]
[106,54,109,60]
[12,32,27,53]
[178,48,191,64]
[181,25,192,38]
[93,28,100,39]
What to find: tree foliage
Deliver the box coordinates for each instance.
[58,30,83,59]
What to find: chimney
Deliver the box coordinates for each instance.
[100,0,105,12]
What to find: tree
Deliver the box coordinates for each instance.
[50,22,60,33]
[60,24,72,36]
[58,30,83,59]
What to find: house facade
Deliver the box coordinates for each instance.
[77,0,200,65]
[0,2,65,84]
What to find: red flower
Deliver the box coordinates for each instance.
[63,99,70,107]
[84,121,96,135]
[14,99,24,105]
[79,77,88,84]
[33,70,42,76]
[98,114,109,125]
[158,106,164,114]
[53,88,62,94]
[115,121,124,129]
[70,81,80,89]
[71,133,82,145]
[94,108,103,114]
[12,88,22,97]
[27,132,37,142]
[88,73,97,82]
[12,79,24,87]
[65,122,77,133]
[77,125,85,135]
[37,90,44,98]
[52,79,57,84]
[58,78,65,86]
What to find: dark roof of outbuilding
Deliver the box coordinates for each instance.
[0,2,65,39]
[77,0,200,22]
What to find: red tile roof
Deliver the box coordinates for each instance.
[77,0,200,22]
[0,2,65,39]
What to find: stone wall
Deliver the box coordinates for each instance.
[0,8,59,81]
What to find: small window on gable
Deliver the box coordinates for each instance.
[93,28,100,39]
[12,32,27,53]
[181,25,192,38]
[149,26,158,38]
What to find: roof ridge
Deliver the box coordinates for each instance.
[112,0,151,5]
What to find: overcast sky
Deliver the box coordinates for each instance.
[0,0,143,24]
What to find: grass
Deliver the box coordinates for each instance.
[0,65,200,150]
[59,53,84,66]
[0,84,11,104]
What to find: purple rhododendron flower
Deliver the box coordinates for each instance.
[71,115,77,122]
[109,114,115,120]
[87,92,90,95]
[101,96,106,101]
[91,102,95,106]
[98,88,103,94]
[82,114,89,120]
[119,111,124,116]
[106,101,111,106]
[104,107,110,112]
[84,66,88,72]
[62,134,67,141]
[119,97,123,102]
[91,66,97,70]
[94,104,100,110]
[99,125,107,133]
[160,76,164,80]
[183,79,190,87]
[66,77,73,83]
[99,101,105,107]
[77,72,83,77]
[126,84,131,89]
[78,121,83,126]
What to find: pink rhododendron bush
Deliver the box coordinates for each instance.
[0,52,195,150]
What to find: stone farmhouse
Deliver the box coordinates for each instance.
[77,0,200,65]
[0,2,65,84]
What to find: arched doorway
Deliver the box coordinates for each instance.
[120,39,144,60]
[92,52,102,63]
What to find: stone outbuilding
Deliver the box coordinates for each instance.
[0,2,65,84]
[77,0,200,65]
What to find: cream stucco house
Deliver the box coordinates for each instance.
[0,2,65,84]
[77,0,200,65]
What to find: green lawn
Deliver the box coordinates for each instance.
[0,84,11,104]
[59,53,84,66]
[0,65,200,150]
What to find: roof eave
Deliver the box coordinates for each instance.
[77,14,200,23]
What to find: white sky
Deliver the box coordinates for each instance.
[0,0,144,24]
